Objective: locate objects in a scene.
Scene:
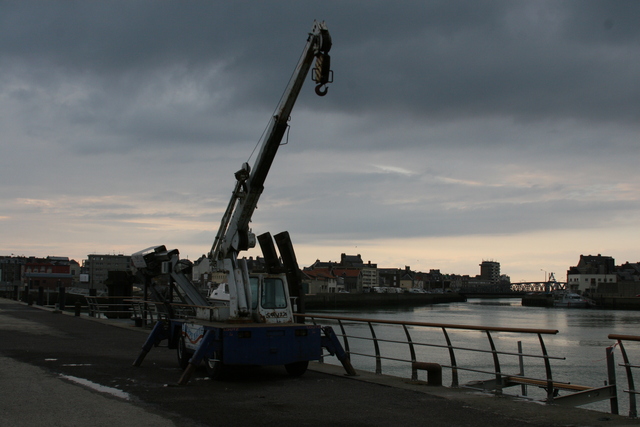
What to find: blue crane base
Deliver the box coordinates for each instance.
[133,320,356,385]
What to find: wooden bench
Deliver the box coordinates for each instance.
[505,376,592,392]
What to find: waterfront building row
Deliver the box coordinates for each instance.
[0,254,130,293]
[2,252,639,296]
[566,254,640,297]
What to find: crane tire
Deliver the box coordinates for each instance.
[204,352,225,380]
[177,336,191,370]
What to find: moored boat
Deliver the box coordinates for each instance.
[553,291,591,308]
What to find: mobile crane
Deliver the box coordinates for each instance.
[132,21,355,383]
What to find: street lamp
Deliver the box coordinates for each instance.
[540,269,547,282]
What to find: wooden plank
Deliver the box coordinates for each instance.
[505,376,592,391]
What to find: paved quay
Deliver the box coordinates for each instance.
[1,298,639,427]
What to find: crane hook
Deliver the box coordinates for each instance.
[315,84,329,97]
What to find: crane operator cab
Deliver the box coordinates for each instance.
[250,274,293,323]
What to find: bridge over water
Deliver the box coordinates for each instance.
[510,281,567,293]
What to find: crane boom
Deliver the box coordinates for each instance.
[209,21,332,270]
[130,22,332,324]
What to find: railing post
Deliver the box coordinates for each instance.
[338,319,350,357]
[606,345,619,415]
[368,322,382,374]
[403,325,417,381]
[442,327,459,387]
[58,286,66,311]
[538,333,555,403]
[617,340,637,418]
[485,331,502,394]
[517,341,527,396]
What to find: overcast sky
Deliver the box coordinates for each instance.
[1,1,639,282]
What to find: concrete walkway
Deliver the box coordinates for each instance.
[0,355,177,427]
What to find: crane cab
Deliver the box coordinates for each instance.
[250,274,294,323]
[205,270,295,324]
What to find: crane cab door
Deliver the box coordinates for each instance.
[250,274,294,323]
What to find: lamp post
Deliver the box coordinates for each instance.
[540,269,548,293]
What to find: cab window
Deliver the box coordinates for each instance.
[261,278,287,309]
[250,277,259,310]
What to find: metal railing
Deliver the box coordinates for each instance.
[299,313,618,408]
[82,296,230,325]
[125,299,234,325]
[85,295,136,319]
[609,334,640,418]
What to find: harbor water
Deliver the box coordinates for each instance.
[313,298,640,415]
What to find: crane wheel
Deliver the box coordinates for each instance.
[177,336,191,370]
[204,352,225,380]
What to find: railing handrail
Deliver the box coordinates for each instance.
[125,299,215,311]
[610,334,640,342]
[85,295,135,299]
[299,313,559,335]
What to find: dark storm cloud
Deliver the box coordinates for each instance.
[0,1,322,106]
[329,1,640,124]
[4,1,640,135]
[0,1,319,154]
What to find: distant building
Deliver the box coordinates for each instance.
[191,255,210,285]
[0,256,27,287]
[605,262,640,297]
[306,254,376,292]
[22,257,76,289]
[616,262,640,283]
[448,274,469,291]
[192,255,233,286]
[361,261,378,289]
[308,259,339,270]
[333,268,362,293]
[566,254,616,294]
[245,256,267,273]
[85,254,131,292]
[399,266,416,291]
[302,268,337,294]
[378,267,401,288]
[425,269,448,291]
[480,260,500,285]
[413,272,427,291]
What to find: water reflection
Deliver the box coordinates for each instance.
[466,300,519,307]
